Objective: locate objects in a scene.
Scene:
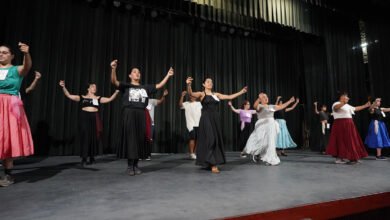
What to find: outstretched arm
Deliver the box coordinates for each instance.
[186,77,203,99]
[286,98,299,112]
[381,107,390,113]
[313,102,320,114]
[275,97,295,111]
[215,86,247,100]
[110,60,120,87]
[100,90,120,104]
[228,101,240,114]
[355,101,371,112]
[25,71,41,94]
[156,67,174,89]
[157,89,168,105]
[59,80,80,102]
[17,42,32,76]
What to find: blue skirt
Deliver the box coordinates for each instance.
[365,120,390,148]
[276,119,297,149]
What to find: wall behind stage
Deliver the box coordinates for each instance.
[1,0,368,155]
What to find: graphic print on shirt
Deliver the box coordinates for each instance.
[129,88,148,103]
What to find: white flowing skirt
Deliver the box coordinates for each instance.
[243,118,280,165]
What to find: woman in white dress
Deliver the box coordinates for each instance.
[243,93,295,165]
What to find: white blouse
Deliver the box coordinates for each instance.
[332,102,355,119]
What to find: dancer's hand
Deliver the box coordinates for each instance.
[186,77,193,85]
[289,96,295,103]
[314,101,318,105]
[228,101,232,106]
[296,98,300,103]
[59,80,65,88]
[241,86,248,94]
[110,60,118,69]
[364,101,371,108]
[163,89,169,96]
[181,91,187,97]
[34,71,42,80]
[167,67,174,77]
[18,42,29,54]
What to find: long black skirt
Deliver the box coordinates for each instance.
[117,108,148,159]
[238,122,253,151]
[196,111,226,167]
[79,111,102,158]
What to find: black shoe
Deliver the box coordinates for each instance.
[134,166,142,175]
[127,168,135,176]
[376,156,387,160]
[281,152,288,156]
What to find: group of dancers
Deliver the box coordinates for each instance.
[1,43,390,187]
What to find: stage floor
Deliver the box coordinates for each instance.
[1,151,389,220]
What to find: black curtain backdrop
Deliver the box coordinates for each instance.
[1,0,371,155]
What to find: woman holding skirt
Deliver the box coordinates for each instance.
[111,60,174,176]
[243,93,295,166]
[59,81,119,166]
[186,76,247,173]
[274,96,299,156]
[227,100,256,158]
[0,43,33,187]
[326,92,370,164]
[365,98,390,160]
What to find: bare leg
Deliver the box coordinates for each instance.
[376,148,382,157]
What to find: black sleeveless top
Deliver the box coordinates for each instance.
[80,96,101,109]
[201,92,219,112]
[371,108,385,121]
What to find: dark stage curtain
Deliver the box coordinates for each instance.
[1,0,371,155]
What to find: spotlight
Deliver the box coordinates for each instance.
[113,0,121,7]
[360,42,368,48]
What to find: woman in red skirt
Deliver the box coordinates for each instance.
[326,93,371,164]
[0,43,33,187]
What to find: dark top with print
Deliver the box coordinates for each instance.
[118,82,157,109]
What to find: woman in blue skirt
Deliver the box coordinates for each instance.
[365,98,390,160]
[274,96,300,156]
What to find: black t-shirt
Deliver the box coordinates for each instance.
[319,111,329,121]
[118,82,157,109]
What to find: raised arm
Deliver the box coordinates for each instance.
[275,96,282,105]
[253,96,261,111]
[157,89,168,105]
[275,97,295,111]
[156,67,174,89]
[110,60,120,87]
[228,101,240,114]
[17,42,32,76]
[381,107,390,113]
[186,77,203,99]
[179,91,187,108]
[25,71,41,94]
[333,102,347,111]
[100,90,120,104]
[215,86,247,100]
[286,98,299,112]
[313,102,320,114]
[355,101,371,112]
[59,80,80,102]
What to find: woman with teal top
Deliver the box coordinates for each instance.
[0,43,33,187]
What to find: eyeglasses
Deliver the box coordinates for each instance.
[0,51,10,55]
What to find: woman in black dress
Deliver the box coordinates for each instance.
[186,76,247,173]
[110,60,174,176]
[59,80,119,166]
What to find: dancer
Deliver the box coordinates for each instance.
[0,43,33,187]
[179,91,202,160]
[145,89,168,161]
[186,76,247,173]
[227,100,256,158]
[24,71,41,94]
[274,96,299,156]
[243,93,295,166]
[326,92,370,164]
[59,80,119,166]
[314,102,330,154]
[111,60,174,176]
[365,98,390,160]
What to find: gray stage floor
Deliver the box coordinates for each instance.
[1,151,389,220]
